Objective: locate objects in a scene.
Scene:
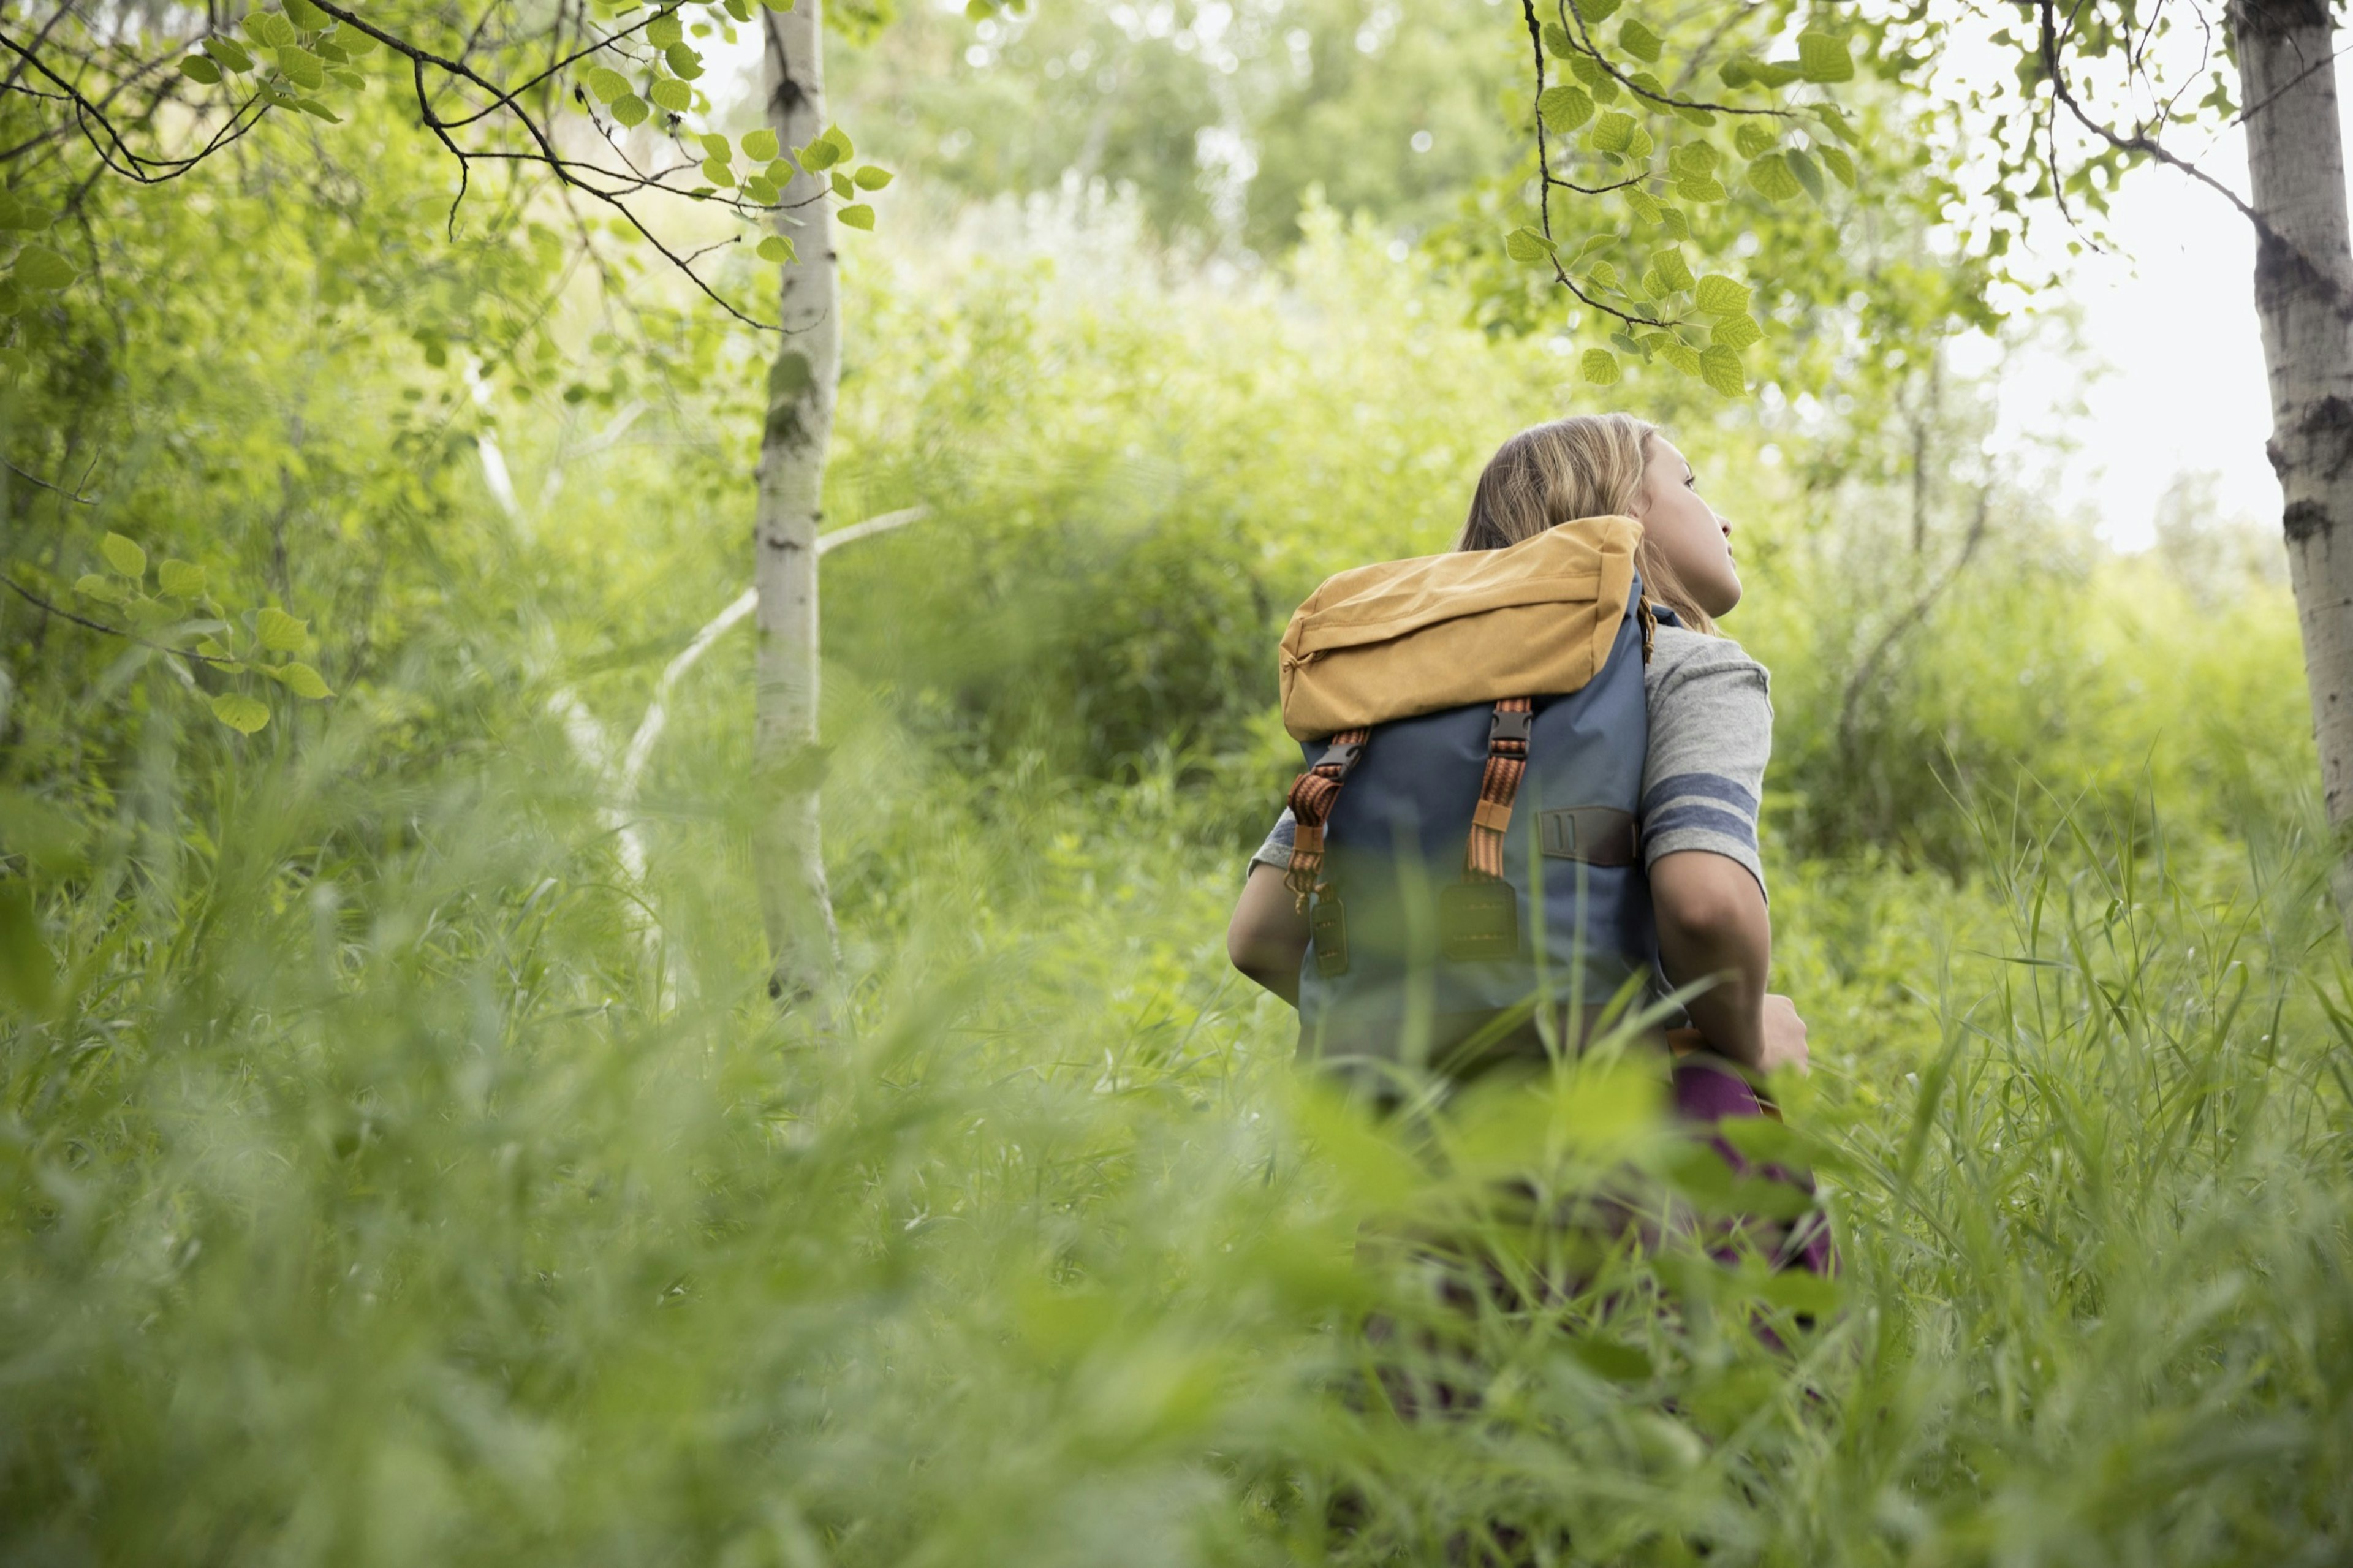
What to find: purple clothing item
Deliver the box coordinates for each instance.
[1672,1056,1838,1278]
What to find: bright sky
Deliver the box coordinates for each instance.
[1968,63,2353,550]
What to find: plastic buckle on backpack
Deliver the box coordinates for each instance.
[1488,708,1533,748]
[1319,740,1363,775]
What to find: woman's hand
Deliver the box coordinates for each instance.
[1759,993,1809,1076]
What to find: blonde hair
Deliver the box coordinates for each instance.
[1453,412,1717,634]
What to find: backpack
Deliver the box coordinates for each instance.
[1275,517,1660,1075]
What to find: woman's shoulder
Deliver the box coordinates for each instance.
[1645,623,1770,693]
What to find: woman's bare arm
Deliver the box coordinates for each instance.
[1651,849,1799,1071]
[1227,862,1309,1005]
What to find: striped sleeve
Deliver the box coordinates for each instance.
[1640,629,1772,899]
[1248,808,1297,879]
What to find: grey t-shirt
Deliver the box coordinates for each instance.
[1248,623,1771,895]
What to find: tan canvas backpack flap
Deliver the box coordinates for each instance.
[1276,514,1643,742]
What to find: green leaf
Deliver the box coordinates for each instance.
[1798,29,1854,83]
[852,164,893,191]
[1585,260,1620,290]
[1673,173,1727,203]
[1746,152,1803,202]
[284,0,330,27]
[1710,312,1762,350]
[180,55,224,84]
[1618,18,1661,62]
[586,66,631,102]
[1786,147,1825,202]
[756,234,796,263]
[836,203,876,231]
[100,532,146,579]
[1669,141,1718,176]
[1623,187,1660,223]
[1538,85,1593,133]
[647,9,683,45]
[210,692,270,734]
[1718,58,1752,88]
[205,35,256,72]
[1736,58,1800,89]
[256,11,297,48]
[274,45,325,90]
[1506,226,1556,264]
[1579,348,1621,386]
[256,606,308,651]
[830,170,854,199]
[281,661,334,699]
[1653,335,1700,374]
[722,0,752,19]
[295,96,340,123]
[1819,144,1858,187]
[798,136,841,172]
[741,127,779,162]
[1733,121,1775,159]
[1671,102,1716,126]
[1589,112,1635,154]
[11,245,74,293]
[744,175,779,204]
[1650,245,1693,292]
[1608,330,1642,355]
[1623,123,1654,160]
[1699,344,1748,396]
[647,77,692,113]
[1541,22,1572,55]
[664,42,703,80]
[1581,0,1620,20]
[73,574,123,605]
[702,158,733,187]
[1694,273,1752,315]
[1813,104,1860,145]
[337,29,377,57]
[761,0,794,11]
[157,559,207,598]
[327,67,365,89]
[821,123,854,161]
[612,93,650,126]
[702,135,735,163]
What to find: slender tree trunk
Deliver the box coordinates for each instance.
[2232,0,2353,937]
[755,0,841,1006]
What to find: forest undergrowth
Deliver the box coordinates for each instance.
[6,172,2352,1563]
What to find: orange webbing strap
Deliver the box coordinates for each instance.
[1463,699,1534,881]
[1284,729,1370,900]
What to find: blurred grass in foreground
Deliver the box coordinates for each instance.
[6,683,2351,1564]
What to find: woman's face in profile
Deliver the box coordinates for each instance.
[1632,436,1741,616]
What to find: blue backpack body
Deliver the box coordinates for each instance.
[1294,588,1661,1074]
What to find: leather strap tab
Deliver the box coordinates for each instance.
[1284,728,1370,898]
[1464,698,1534,882]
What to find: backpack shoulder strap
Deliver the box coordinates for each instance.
[1464,698,1533,881]
[1284,729,1370,901]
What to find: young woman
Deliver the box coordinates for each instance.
[1226,412,1810,1081]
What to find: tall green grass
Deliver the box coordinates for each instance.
[7,683,2351,1562]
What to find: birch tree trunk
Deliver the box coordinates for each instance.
[755,0,841,1006]
[2232,0,2353,937]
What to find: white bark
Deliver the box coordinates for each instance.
[2232,0,2353,933]
[756,0,843,1006]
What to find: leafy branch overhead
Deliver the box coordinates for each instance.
[1508,0,1865,398]
[0,0,896,331]
[13,534,335,735]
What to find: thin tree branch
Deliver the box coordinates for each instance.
[0,572,237,665]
